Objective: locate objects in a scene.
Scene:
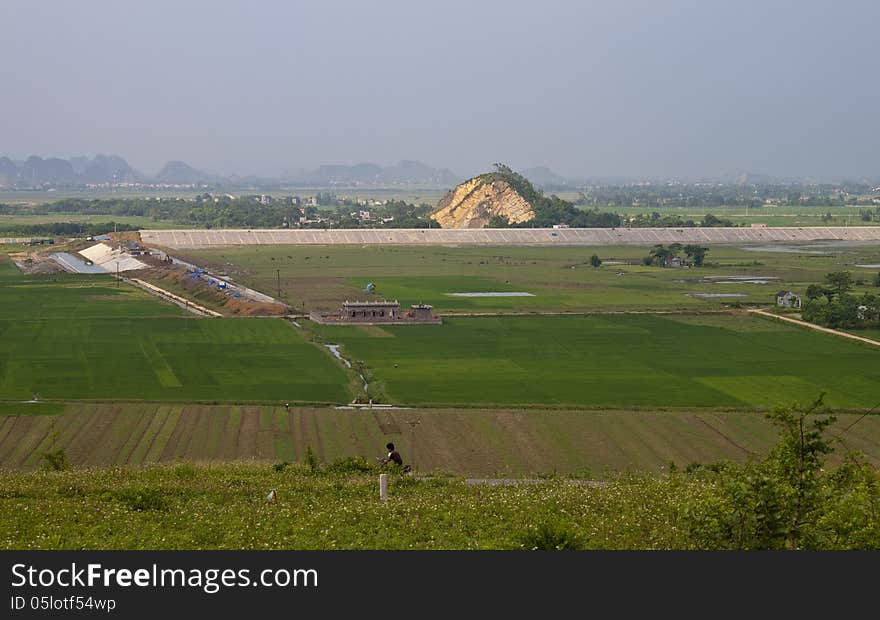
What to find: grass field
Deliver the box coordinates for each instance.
[178,243,880,313]
[0,254,350,403]
[2,403,878,474]
[315,314,880,409]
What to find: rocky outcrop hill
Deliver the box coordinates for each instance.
[432,175,535,228]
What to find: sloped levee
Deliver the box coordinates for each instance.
[140,226,880,248]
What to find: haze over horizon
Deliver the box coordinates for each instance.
[1,0,878,180]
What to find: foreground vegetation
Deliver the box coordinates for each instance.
[1,398,877,550]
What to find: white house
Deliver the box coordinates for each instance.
[776,290,802,309]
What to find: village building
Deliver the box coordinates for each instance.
[776,290,802,309]
[310,300,441,325]
[341,300,399,321]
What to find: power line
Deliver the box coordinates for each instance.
[840,398,880,434]
[829,397,880,455]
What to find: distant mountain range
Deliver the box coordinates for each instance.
[0,155,141,185]
[282,160,460,186]
[0,155,219,187]
[0,155,463,188]
[520,166,573,189]
[153,161,220,184]
[8,156,849,190]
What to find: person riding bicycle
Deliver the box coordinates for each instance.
[379,442,412,472]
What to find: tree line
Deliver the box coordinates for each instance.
[801,271,880,329]
[642,243,709,267]
[0,221,139,236]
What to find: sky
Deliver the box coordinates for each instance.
[1,0,878,180]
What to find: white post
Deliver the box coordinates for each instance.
[379,474,388,501]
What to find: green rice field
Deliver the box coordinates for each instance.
[316,314,880,409]
[0,255,350,403]
[179,243,880,313]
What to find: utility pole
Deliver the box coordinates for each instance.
[276,268,281,299]
[116,261,119,287]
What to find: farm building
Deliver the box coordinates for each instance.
[342,300,399,320]
[409,303,436,321]
[665,256,689,268]
[776,290,802,309]
[310,300,441,325]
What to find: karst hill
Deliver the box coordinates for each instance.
[431,165,537,229]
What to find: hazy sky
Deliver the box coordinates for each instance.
[1,0,878,179]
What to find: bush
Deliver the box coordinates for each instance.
[327,456,375,474]
[116,487,168,512]
[517,521,586,550]
[303,446,320,473]
[56,484,85,498]
[40,448,68,472]
[173,464,197,479]
[40,422,67,471]
[683,395,880,549]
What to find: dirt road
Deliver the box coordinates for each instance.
[748,308,880,348]
[125,277,222,317]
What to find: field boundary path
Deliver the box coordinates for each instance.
[438,310,737,318]
[749,308,880,348]
[125,277,223,317]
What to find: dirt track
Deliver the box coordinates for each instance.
[125,277,222,317]
[438,310,737,318]
[748,309,880,348]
